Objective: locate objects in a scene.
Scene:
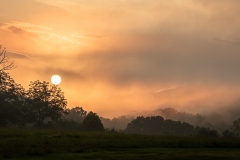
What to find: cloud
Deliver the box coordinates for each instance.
[7,25,38,38]
[1,0,68,21]
[7,51,33,60]
[70,36,240,88]
[0,23,6,27]
[0,21,86,55]
[3,0,240,118]
[8,26,24,34]
[213,37,240,45]
[41,67,86,82]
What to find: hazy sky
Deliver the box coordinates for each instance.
[1,0,240,118]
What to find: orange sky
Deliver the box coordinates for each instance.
[1,0,240,118]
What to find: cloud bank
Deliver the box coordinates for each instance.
[1,0,240,117]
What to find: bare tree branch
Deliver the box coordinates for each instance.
[0,45,16,71]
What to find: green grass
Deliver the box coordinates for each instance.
[8,148,240,160]
[0,128,240,159]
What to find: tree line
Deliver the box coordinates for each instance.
[0,71,104,131]
[1,46,240,136]
[0,46,104,131]
[0,71,104,132]
[125,116,218,137]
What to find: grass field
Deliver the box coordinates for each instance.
[1,129,240,159]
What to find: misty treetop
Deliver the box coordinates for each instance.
[125,116,218,137]
[222,118,240,138]
[82,111,104,131]
[65,106,87,123]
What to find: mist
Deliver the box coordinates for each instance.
[1,0,240,120]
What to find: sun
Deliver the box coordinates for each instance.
[51,75,61,85]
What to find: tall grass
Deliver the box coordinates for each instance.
[0,128,240,158]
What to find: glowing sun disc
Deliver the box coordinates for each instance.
[51,75,61,85]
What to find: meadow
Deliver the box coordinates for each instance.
[0,128,240,159]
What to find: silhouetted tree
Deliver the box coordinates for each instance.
[100,116,134,130]
[26,80,67,127]
[82,111,104,131]
[0,71,26,126]
[65,106,87,123]
[220,118,240,137]
[161,108,178,119]
[196,127,218,137]
[0,45,15,71]
[232,118,240,136]
[0,46,31,126]
[156,108,206,127]
[125,116,218,136]
[222,129,236,138]
[125,116,165,134]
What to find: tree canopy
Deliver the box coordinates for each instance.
[82,111,104,131]
[0,71,25,126]
[26,80,68,127]
[65,106,87,123]
[125,116,218,137]
[0,71,68,127]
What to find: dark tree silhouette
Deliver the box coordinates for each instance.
[126,116,165,134]
[232,118,240,134]
[100,116,134,130]
[196,126,218,137]
[156,107,206,127]
[0,71,25,126]
[222,129,236,138]
[26,80,67,127]
[0,45,15,71]
[125,116,218,136]
[65,106,87,123]
[82,111,104,131]
[161,108,178,119]
[221,118,240,138]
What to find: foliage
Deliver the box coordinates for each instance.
[126,116,164,134]
[0,74,68,128]
[195,126,218,137]
[100,116,134,130]
[0,71,26,126]
[65,106,87,123]
[232,118,240,136]
[125,116,218,137]
[82,111,104,131]
[157,107,206,127]
[222,129,237,138]
[26,80,68,127]
[222,118,240,138]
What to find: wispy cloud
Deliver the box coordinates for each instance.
[0,21,90,55]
